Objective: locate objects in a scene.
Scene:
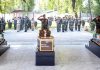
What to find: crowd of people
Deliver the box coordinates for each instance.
[0,15,86,33]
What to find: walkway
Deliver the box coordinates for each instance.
[0,29,100,70]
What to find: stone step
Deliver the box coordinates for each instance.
[7,41,88,45]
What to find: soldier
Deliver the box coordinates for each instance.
[48,17,53,28]
[69,16,74,31]
[8,20,12,29]
[13,17,17,30]
[65,16,69,31]
[34,21,37,29]
[31,18,35,31]
[77,18,81,31]
[28,19,31,29]
[62,17,66,32]
[81,20,85,28]
[75,18,78,31]
[17,17,21,32]
[0,18,3,33]
[20,17,24,30]
[55,17,62,32]
[24,16,29,32]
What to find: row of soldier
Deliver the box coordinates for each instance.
[55,16,85,32]
[12,16,37,32]
[0,16,37,32]
[0,15,85,33]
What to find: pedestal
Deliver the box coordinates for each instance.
[37,36,54,52]
[86,38,100,58]
[36,51,55,66]
[0,39,10,56]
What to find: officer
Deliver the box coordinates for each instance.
[0,18,2,34]
[69,16,74,31]
[55,17,62,32]
[81,20,85,28]
[75,18,78,31]
[22,17,25,30]
[24,16,28,32]
[48,17,53,28]
[77,18,81,31]
[13,17,17,30]
[62,17,66,32]
[1,17,6,32]
[65,16,69,31]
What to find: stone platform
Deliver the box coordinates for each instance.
[36,51,55,66]
[86,38,100,58]
[0,40,10,56]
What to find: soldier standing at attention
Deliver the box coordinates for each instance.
[69,16,74,31]
[75,18,78,31]
[17,17,20,32]
[65,16,69,31]
[24,16,29,32]
[31,18,35,31]
[55,17,62,32]
[0,18,3,33]
[77,18,81,31]
[62,17,66,32]
[13,17,17,30]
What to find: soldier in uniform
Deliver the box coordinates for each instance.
[55,17,62,32]
[20,17,24,30]
[48,17,53,28]
[17,17,21,32]
[75,18,78,31]
[0,18,3,34]
[31,18,35,31]
[13,17,17,30]
[65,16,69,31]
[24,16,29,32]
[1,17,6,31]
[62,17,66,32]
[69,16,74,31]
[81,20,85,28]
[77,18,81,31]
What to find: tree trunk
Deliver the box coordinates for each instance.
[88,0,92,21]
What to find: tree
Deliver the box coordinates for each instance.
[93,0,100,16]
[0,0,34,14]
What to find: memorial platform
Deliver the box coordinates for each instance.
[86,38,100,58]
[36,51,55,66]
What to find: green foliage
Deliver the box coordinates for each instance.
[90,21,96,31]
[0,0,34,14]
[93,0,100,16]
[40,0,83,15]
[0,0,14,13]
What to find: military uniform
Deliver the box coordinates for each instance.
[75,19,78,31]
[77,19,81,31]
[13,18,17,30]
[65,18,68,31]
[69,19,74,31]
[0,19,3,33]
[62,18,66,32]
[17,18,20,32]
[55,18,61,32]
[31,18,35,31]
[24,17,29,32]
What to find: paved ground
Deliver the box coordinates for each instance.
[0,29,100,70]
